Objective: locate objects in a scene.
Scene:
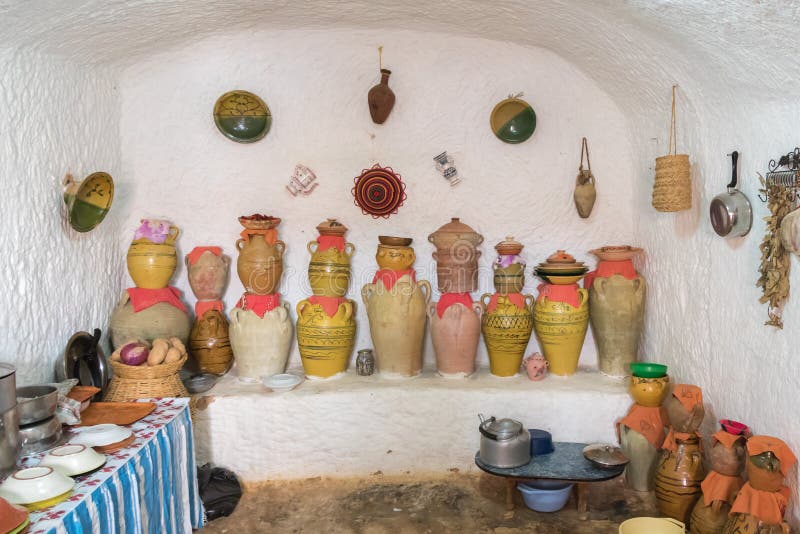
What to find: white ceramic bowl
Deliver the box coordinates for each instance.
[70,424,133,447]
[0,466,74,506]
[40,444,106,476]
[262,373,302,393]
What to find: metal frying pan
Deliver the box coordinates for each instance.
[710,151,752,237]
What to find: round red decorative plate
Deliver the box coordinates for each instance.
[352,164,406,218]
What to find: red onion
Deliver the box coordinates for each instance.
[120,342,149,366]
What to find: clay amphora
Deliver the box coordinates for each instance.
[655,436,707,524]
[589,274,646,376]
[296,298,356,379]
[620,426,659,492]
[691,499,732,534]
[532,289,589,375]
[308,241,355,297]
[189,309,233,375]
[127,241,178,289]
[236,235,285,295]
[368,69,395,124]
[428,218,483,293]
[229,305,293,380]
[362,276,431,378]
[481,294,534,377]
[428,301,483,378]
[186,249,230,301]
[723,513,789,534]
[109,292,190,349]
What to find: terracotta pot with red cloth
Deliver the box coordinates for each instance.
[236,221,285,295]
[429,296,483,378]
[110,289,190,349]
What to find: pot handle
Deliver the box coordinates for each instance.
[480,293,492,309]
[727,150,739,190]
[165,225,181,245]
[345,242,356,258]
[306,241,318,255]
[275,240,286,256]
[235,238,245,252]
[473,301,484,316]
[417,279,432,305]
[361,284,374,307]
[427,301,437,319]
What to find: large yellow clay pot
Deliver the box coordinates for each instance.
[362,276,430,378]
[236,236,285,295]
[126,241,178,289]
[532,289,589,376]
[629,375,670,407]
[296,298,356,379]
[480,293,534,377]
[307,241,355,297]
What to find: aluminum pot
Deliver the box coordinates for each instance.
[478,415,531,468]
[710,151,752,237]
[19,415,62,455]
[16,385,58,426]
[0,363,15,415]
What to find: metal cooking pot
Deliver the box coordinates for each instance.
[19,415,62,455]
[710,151,752,237]
[16,385,58,426]
[0,363,19,478]
[478,415,531,468]
[57,329,109,400]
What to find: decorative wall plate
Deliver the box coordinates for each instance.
[63,172,114,232]
[490,96,536,144]
[213,90,271,143]
[352,164,406,218]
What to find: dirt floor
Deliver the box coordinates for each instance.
[199,472,657,533]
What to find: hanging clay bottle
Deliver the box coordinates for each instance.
[235,215,285,295]
[362,237,431,378]
[368,69,395,124]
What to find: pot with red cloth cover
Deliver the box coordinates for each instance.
[235,215,285,295]
[109,288,190,349]
[186,247,230,301]
[229,300,293,381]
[480,292,534,377]
[532,281,589,376]
[429,294,483,378]
[296,296,356,379]
[307,219,355,297]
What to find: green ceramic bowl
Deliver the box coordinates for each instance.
[213,90,271,143]
[63,172,114,233]
[490,97,536,144]
[630,362,667,378]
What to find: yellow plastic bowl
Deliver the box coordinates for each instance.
[619,517,685,533]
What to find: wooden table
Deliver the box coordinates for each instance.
[474,442,624,520]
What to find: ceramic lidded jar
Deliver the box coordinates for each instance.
[493,236,525,294]
[189,309,233,375]
[307,219,355,297]
[428,218,484,293]
[235,215,285,295]
[126,221,180,289]
[186,248,230,301]
[376,236,415,271]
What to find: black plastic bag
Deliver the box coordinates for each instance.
[198,463,242,521]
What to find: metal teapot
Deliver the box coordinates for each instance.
[478,415,531,468]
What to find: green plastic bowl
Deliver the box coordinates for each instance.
[630,362,667,378]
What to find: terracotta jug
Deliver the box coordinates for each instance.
[236,235,284,295]
[620,426,660,492]
[109,292,190,349]
[589,274,646,377]
[186,249,230,301]
[296,298,356,379]
[362,275,431,378]
[480,293,534,377]
[532,288,589,376]
[655,436,707,524]
[428,218,483,293]
[428,300,483,378]
[368,69,395,124]
[127,240,178,289]
[308,219,355,297]
[229,305,293,380]
[189,309,233,375]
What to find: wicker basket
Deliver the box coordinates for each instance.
[652,86,691,212]
[104,355,189,402]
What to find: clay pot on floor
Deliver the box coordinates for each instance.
[428,300,483,378]
[428,218,483,293]
[236,235,285,295]
[723,513,788,534]
[229,305,293,380]
[691,499,732,534]
[589,274,646,376]
[109,292,190,349]
[746,453,784,492]
[362,276,431,378]
[189,309,234,375]
[127,240,178,289]
[532,289,589,376]
[368,69,395,124]
[665,393,706,433]
[296,298,356,379]
[655,436,706,524]
[620,426,660,492]
[711,437,746,476]
[186,249,230,301]
[481,294,534,377]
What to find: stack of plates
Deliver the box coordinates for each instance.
[534,251,588,285]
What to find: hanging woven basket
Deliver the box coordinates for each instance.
[652,86,691,212]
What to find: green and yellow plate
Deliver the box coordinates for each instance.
[63,172,114,233]
[213,90,272,143]
[490,97,536,144]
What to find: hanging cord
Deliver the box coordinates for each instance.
[580,137,591,173]
[668,85,678,156]
[378,46,383,70]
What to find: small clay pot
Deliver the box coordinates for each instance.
[710,438,746,476]
[376,243,415,271]
[746,453,784,492]
[629,375,670,407]
[664,393,705,433]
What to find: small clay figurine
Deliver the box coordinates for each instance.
[522,352,548,381]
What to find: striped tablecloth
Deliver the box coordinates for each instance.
[21,398,205,534]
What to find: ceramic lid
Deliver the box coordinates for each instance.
[238,214,281,230]
[546,250,576,264]
[495,236,523,256]
[588,245,643,262]
[428,218,484,246]
[484,418,523,440]
[316,218,348,236]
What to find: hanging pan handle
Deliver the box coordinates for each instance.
[727,151,739,190]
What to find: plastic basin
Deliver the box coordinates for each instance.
[517,481,573,512]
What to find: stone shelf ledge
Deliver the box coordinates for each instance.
[192,368,630,482]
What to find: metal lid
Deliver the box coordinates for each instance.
[495,236,523,256]
[583,443,629,469]
[0,363,14,379]
[485,418,523,440]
